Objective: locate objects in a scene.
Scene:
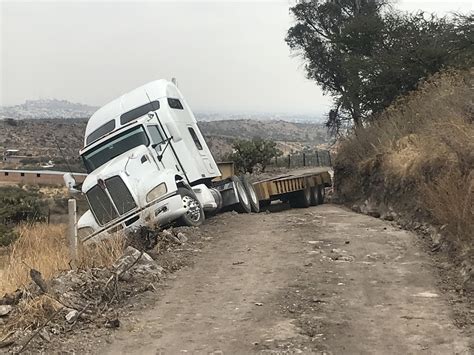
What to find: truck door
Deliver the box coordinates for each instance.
[145,124,184,176]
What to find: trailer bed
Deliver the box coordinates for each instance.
[253,167,331,202]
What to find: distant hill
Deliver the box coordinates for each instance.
[0,99,98,119]
[198,119,327,143]
[0,118,329,168]
[195,112,325,123]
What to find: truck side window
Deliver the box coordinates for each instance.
[188,127,203,150]
[168,98,183,110]
[148,125,165,145]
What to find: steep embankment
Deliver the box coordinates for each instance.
[334,70,473,291]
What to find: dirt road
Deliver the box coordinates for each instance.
[102,204,472,354]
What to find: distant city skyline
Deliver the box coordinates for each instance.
[1,1,471,115]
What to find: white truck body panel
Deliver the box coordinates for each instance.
[81,80,219,183]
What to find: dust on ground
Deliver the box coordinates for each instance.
[12,204,471,354]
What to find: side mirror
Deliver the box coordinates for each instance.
[63,173,81,194]
[165,121,182,142]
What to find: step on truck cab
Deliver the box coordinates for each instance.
[66,79,260,243]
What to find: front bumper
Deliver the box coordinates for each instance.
[82,194,185,244]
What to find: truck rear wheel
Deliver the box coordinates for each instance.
[231,176,251,213]
[289,187,311,208]
[317,185,325,205]
[240,176,260,213]
[206,188,223,216]
[310,186,319,206]
[177,187,205,227]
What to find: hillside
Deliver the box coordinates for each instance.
[0,99,98,119]
[198,119,327,143]
[0,118,328,170]
[334,70,473,290]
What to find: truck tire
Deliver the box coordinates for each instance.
[231,176,251,213]
[177,187,205,227]
[289,187,311,208]
[207,188,223,216]
[240,176,260,213]
[317,185,325,205]
[310,186,319,206]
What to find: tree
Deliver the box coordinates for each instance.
[286,1,473,133]
[286,0,387,130]
[227,138,282,173]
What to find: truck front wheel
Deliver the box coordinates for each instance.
[177,187,205,227]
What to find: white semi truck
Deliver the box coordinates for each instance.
[66,79,259,243]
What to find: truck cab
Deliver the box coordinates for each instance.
[74,80,226,242]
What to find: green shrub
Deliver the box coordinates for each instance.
[226,137,282,173]
[0,186,46,246]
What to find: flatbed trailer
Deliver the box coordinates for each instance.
[253,168,332,208]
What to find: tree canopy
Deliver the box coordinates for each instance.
[286,0,473,133]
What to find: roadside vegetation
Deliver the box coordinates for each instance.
[0,186,46,246]
[335,70,473,259]
[225,137,282,173]
[0,223,125,295]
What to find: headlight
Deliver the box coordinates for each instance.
[77,227,94,240]
[146,183,167,202]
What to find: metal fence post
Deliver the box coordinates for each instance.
[287,154,291,169]
[316,151,320,166]
[303,153,306,167]
[68,199,78,268]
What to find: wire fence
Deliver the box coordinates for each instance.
[270,150,332,169]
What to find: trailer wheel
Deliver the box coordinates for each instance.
[240,176,260,213]
[231,176,251,213]
[289,187,311,208]
[310,186,319,206]
[317,185,325,205]
[177,187,205,227]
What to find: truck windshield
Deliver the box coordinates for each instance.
[82,126,149,173]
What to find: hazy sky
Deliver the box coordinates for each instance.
[1,1,472,115]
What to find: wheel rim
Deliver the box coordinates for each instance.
[236,180,249,205]
[305,187,311,202]
[182,195,201,222]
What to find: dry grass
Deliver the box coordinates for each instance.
[335,69,473,255]
[0,223,125,295]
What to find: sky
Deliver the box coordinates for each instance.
[0,0,472,115]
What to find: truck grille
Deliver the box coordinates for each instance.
[86,176,136,226]
[105,176,136,214]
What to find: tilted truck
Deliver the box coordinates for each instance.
[65,79,260,243]
[65,79,331,244]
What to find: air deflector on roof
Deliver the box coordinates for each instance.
[120,101,160,125]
